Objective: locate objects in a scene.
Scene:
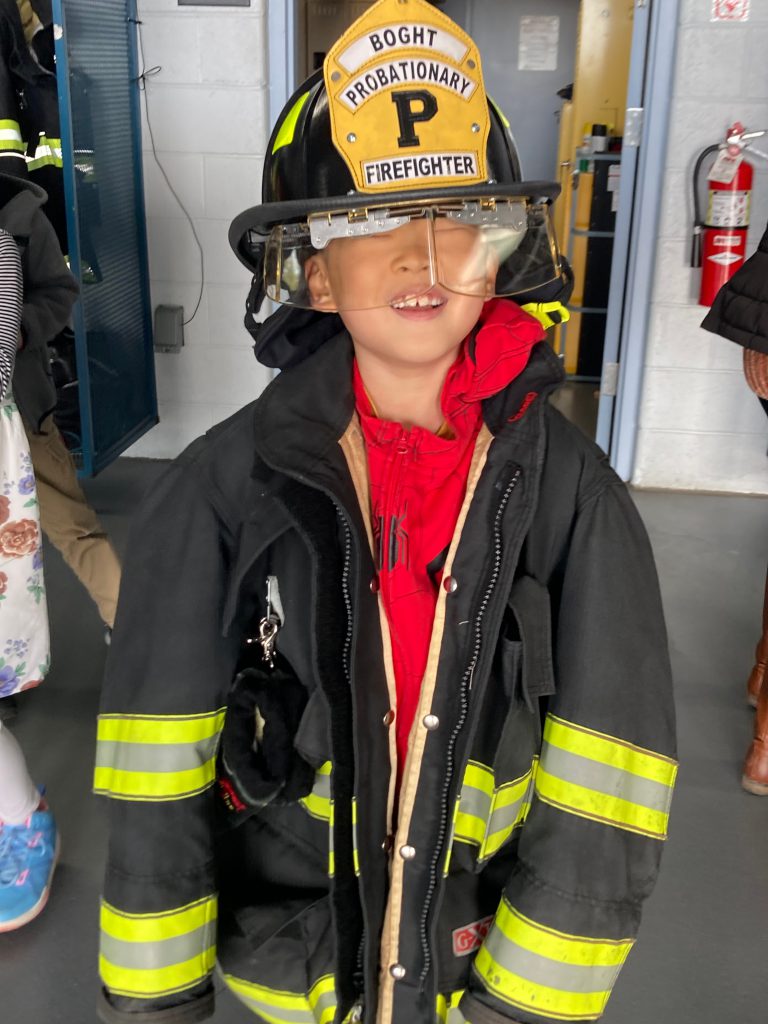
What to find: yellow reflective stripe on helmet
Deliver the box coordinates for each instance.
[272,90,311,155]
[488,95,510,129]
[453,759,536,861]
[93,709,226,801]
[300,761,333,820]
[224,971,337,1024]
[520,301,571,330]
[99,896,217,999]
[474,898,633,1022]
[536,715,677,839]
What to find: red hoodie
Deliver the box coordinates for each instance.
[352,299,545,780]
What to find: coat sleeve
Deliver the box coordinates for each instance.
[460,479,677,1024]
[20,208,79,351]
[95,452,242,1024]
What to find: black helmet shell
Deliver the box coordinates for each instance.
[230,69,559,273]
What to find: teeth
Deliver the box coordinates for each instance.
[392,295,443,309]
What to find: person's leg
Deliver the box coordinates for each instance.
[0,721,39,825]
[25,416,121,627]
[747,567,768,708]
[0,721,59,931]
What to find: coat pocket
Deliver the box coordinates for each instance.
[506,574,556,712]
[220,895,340,1024]
[450,577,555,873]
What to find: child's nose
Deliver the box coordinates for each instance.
[397,223,434,272]
[393,233,431,273]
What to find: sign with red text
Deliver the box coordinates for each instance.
[711,0,750,21]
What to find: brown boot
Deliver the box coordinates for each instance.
[743,675,768,794]
[746,569,768,708]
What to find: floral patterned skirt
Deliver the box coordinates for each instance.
[0,397,50,696]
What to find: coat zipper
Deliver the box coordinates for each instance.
[418,465,522,986]
[336,505,367,1017]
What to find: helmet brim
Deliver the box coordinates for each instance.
[229,180,561,273]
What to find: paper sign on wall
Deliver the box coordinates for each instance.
[518,16,559,72]
[711,0,750,20]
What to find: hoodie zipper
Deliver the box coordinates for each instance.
[418,465,522,986]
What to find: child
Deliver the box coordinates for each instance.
[96,3,676,1023]
[0,226,57,932]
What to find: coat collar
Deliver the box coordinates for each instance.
[251,314,564,493]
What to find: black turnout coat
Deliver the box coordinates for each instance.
[96,317,676,1024]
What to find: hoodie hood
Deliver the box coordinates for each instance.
[0,172,48,238]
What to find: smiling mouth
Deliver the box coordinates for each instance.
[390,291,446,310]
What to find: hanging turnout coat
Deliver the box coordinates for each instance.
[95,317,677,1024]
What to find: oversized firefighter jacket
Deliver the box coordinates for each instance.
[95,315,677,1024]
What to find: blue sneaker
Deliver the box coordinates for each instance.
[0,806,59,931]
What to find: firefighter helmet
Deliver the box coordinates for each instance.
[229,0,562,309]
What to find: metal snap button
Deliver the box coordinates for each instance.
[383,709,395,727]
[443,576,458,593]
[369,576,380,593]
[423,714,440,731]
[389,964,406,980]
[399,844,416,861]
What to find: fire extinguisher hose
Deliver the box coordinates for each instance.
[690,143,721,268]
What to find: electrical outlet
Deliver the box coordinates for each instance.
[154,305,185,353]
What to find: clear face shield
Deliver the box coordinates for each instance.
[261,199,561,312]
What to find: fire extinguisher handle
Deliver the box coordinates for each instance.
[690,226,703,269]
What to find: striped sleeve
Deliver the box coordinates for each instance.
[0,229,21,399]
[96,455,242,1017]
[461,480,677,1024]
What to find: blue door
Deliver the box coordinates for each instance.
[52,0,156,475]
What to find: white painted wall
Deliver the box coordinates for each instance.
[632,0,768,494]
[128,0,768,494]
[127,0,271,458]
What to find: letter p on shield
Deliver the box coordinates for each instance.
[391,90,438,148]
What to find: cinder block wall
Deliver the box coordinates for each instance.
[632,0,768,493]
[128,0,270,458]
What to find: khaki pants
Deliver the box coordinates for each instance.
[25,416,121,627]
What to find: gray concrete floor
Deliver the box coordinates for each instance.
[0,458,767,1023]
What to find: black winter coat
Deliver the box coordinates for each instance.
[96,323,676,1024]
[0,172,77,431]
[701,221,768,355]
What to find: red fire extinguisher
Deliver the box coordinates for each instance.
[691,123,753,306]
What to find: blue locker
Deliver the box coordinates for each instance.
[53,0,157,476]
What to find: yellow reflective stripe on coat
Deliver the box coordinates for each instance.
[453,759,536,861]
[300,761,333,820]
[26,135,63,170]
[224,971,338,1024]
[474,897,633,1021]
[0,119,24,152]
[436,989,466,1023]
[536,715,677,839]
[93,709,226,801]
[99,896,217,998]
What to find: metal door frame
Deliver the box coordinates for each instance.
[598,0,681,478]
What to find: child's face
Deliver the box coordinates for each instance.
[305,218,492,369]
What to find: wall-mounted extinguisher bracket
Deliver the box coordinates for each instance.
[692,123,767,307]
